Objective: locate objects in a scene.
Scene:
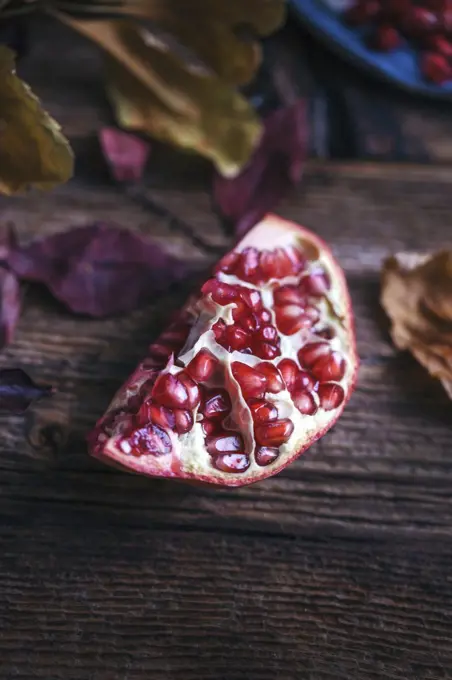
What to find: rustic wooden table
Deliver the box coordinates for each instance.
[1,18,452,680]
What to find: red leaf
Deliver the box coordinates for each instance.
[0,368,53,412]
[0,267,20,348]
[213,99,308,237]
[9,223,189,317]
[99,127,151,183]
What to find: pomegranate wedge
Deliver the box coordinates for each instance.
[89,215,358,487]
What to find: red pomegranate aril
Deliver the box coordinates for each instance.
[236,312,260,333]
[255,446,280,466]
[256,362,285,393]
[274,285,305,306]
[421,51,451,83]
[201,389,232,419]
[152,373,189,409]
[214,452,250,473]
[202,418,221,437]
[318,383,345,411]
[238,247,260,281]
[121,424,172,456]
[256,325,279,343]
[186,349,218,383]
[294,370,316,392]
[278,359,299,392]
[299,269,331,297]
[424,34,452,57]
[239,287,262,311]
[254,342,281,360]
[249,399,278,423]
[148,403,176,430]
[207,432,244,454]
[298,342,330,368]
[276,304,314,336]
[311,351,346,382]
[403,7,439,36]
[232,362,267,399]
[256,308,272,324]
[255,419,294,447]
[369,24,402,51]
[213,319,226,341]
[344,0,381,25]
[292,390,318,416]
[202,279,238,306]
[223,325,251,351]
[177,372,201,408]
[173,409,194,434]
[215,250,240,274]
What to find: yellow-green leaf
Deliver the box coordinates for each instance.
[0,46,73,195]
[60,17,262,176]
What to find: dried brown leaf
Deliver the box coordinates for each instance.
[381,250,452,397]
[59,16,262,177]
[0,46,73,195]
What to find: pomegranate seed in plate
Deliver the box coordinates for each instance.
[254,419,294,447]
[186,349,218,383]
[423,34,452,56]
[369,24,402,51]
[207,433,244,454]
[255,446,280,466]
[249,399,278,423]
[318,383,345,411]
[214,453,250,473]
[200,389,232,419]
[421,51,451,84]
[232,362,267,399]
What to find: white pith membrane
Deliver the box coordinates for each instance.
[89,215,358,487]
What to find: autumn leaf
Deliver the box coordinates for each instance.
[58,16,263,177]
[381,251,452,398]
[0,46,73,195]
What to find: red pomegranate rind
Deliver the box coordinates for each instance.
[89,214,358,487]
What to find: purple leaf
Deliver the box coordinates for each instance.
[0,267,21,349]
[0,369,53,412]
[9,223,189,317]
[214,99,308,237]
[99,127,151,183]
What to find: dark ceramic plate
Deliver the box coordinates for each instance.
[290,0,452,99]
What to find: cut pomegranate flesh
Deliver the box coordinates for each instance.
[89,215,358,487]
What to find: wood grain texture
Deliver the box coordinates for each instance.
[1,16,452,680]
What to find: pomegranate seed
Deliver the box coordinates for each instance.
[212,319,226,342]
[256,308,272,324]
[186,349,218,383]
[177,372,201,408]
[256,363,285,393]
[202,419,221,437]
[239,286,262,310]
[276,304,315,336]
[213,453,250,473]
[344,0,381,25]
[272,248,298,278]
[255,419,294,447]
[122,424,172,456]
[248,399,278,423]
[403,8,439,36]
[254,342,281,360]
[274,285,305,306]
[255,446,280,466]
[299,269,331,297]
[278,359,299,392]
[238,247,260,282]
[223,325,251,351]
[369,24,401,51]
[215,250,240,274]
[173,409,194,434]
[256,325,279,343]
[232,362,267,399]
[285,245,305,274]
[235,312,260,333]
[202,279,238,305]
[311,351,346,382]
[152,373,190,409]
[424,34,452,57]
[298,342,330,368]
[294,370,316,392]
[292,390,318,416]
[318,383,345,411]
[421,51,451,84]
[207,432,244,454]
[201,389,232,419]
[148,403,176,430]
